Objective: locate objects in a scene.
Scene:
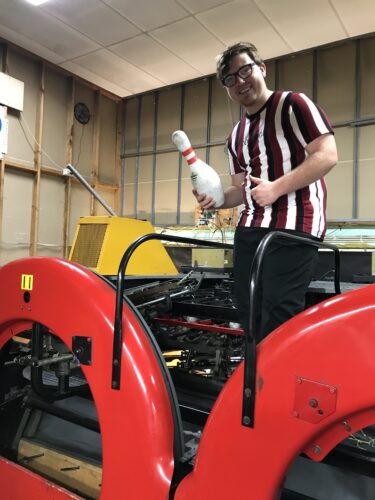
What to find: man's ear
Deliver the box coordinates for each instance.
[225,87,234,101]
[260,62,267,78]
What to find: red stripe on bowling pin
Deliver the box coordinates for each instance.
[182,146,198,165]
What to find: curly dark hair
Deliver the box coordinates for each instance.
[216,42,263,81]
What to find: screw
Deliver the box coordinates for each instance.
[244,388,252,398]
[309,399,319,408]
[341,421,352,432]
[312,445,321,455]
[243,416,251,425]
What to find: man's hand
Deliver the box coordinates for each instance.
[249,175,280,207]
[192,189,216,210]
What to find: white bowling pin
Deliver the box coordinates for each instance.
[172,130,225,208]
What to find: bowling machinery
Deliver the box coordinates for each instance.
[0,223,375,499]
[0,165,374,498]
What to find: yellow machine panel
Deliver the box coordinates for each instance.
[69,216,178,275]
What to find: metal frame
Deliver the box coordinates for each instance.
[31,322,89,401]
[111,233,233,389]
[110,230,341,430]
[176,85,185,225]
[241,231,341,428]
[353,39,361,220]
[151,92,159,225]
[206,77,212,165]
[120,98,126,216]
[134,96,142,219]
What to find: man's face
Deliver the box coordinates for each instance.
[223,52,267,111]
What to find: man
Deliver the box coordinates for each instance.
[195,42,337,340]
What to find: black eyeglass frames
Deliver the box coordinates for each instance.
[222,63,256,88]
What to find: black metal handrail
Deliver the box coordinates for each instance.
[242,231,341,428]
[112,233,233,389]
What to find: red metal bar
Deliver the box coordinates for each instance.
[153,316,244,336]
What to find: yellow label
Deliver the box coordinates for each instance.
[21,274,33,291]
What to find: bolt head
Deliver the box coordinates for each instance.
[244,388,252,398]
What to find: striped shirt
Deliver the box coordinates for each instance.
[227,91,333,239]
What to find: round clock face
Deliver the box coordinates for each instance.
[74,102,91,124]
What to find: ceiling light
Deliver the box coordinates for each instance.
[25,0,50,5]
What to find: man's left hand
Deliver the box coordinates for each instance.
[249,175,280,207]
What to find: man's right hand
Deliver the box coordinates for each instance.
[193,189,216,210]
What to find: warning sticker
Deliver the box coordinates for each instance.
[21,275,33,291]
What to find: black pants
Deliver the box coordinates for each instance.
[233,227,319,341]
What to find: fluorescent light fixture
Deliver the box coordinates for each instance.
[25,0,50,5]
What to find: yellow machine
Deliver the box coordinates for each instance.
[69,216,178,275]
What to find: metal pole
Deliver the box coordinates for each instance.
[353,39,361,219]
[151,92,158,225]
[64,163,117,216]
[120,100,127,216]
[206,77,212,164]
[177,85,185,225]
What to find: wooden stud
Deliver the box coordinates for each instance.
[91,90,101,216]
[29,61,45,256]
[63,77,75,258]
[114,100,123,215]
[0,43,9,245]
[3,160,63,176]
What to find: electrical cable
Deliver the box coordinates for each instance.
[16,113,62,171]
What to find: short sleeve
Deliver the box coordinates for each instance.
[289,93,333,147]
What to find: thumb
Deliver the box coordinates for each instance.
[249,175,262,185]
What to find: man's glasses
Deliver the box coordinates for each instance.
[222,63,256,88]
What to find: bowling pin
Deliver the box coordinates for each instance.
[172,130,225,208]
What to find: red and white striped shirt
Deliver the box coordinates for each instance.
[227,91,333,239]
